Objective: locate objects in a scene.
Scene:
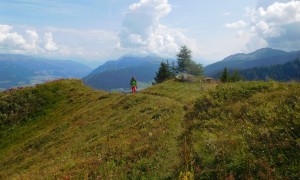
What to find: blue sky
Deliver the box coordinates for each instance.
[0,0,299,66]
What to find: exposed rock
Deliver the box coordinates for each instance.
[175,73,196,82]
[203,77,219,83]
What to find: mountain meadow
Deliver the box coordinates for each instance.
[0,78,299,179]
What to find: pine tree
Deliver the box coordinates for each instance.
[220,67,229,82]
[154,61,172,84]
[177,45,192,73]
[176,45,203,76]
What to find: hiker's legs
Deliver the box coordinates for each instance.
[132,86,136,93]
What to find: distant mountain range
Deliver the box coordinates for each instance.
[83,55,163,91]
[0,54,92,90]
[2,48,300,91]
[204,48,300,77]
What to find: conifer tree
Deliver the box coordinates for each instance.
[154,61,172,84]
[176,45,203,76]
[220,67,229,82]
[177,45,192,73]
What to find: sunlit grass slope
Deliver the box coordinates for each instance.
[186,81,300,179]
[0,79,185,179]
[0,79,299,179]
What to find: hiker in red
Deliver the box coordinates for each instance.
[130,76,137,94]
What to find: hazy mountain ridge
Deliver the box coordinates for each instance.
[83,55,163,91]
[2,47,300,91]
[0,54,92,90]
[89,55,163,75]
[205,48,300,76]
[222,48,287,62]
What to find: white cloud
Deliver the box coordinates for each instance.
[254,21,281,37]
[234,1,300,52]
[25,30,39,50]
[0,24,61,54]
[0,24,12,36]
[118,0,202,58]
[257,1,300,24]
[252,1,300,50]
[44,32,57,51]
[0,24,121,63]
[1,0,205,63]
[225,20,247,29]
[0,24,31,51]
[245,35,268,51]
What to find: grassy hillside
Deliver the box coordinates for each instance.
[0,79,299,179]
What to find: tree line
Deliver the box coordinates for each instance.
[239,58,300,81]
[219,58,300,82]
[154,46,203,84]
[155,47,300,84]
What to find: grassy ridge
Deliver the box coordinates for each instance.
[0,79,299,179]
[0,79,185,179]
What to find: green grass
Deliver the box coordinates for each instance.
[0,79,185,179]
[187,81,300,179]
[0,79,299,179]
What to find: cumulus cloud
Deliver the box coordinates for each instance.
[44,32,57,51]
[0,24,27,50]
[225,20,247,29]
[118,0,201,58]
[249,1,300,51]
[0,24,12,36]
[230,1,300,52]
[257,1,300,24]
[0,24,120,62]
[1,0,204,62]
[0,24,62,54]
[25,30,39,50]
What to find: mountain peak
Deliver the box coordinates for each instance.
[120,54,161,59]
[223,48,287,62]
[249,48,286,57]
[88,55,163,76]
[204,48,300,76]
